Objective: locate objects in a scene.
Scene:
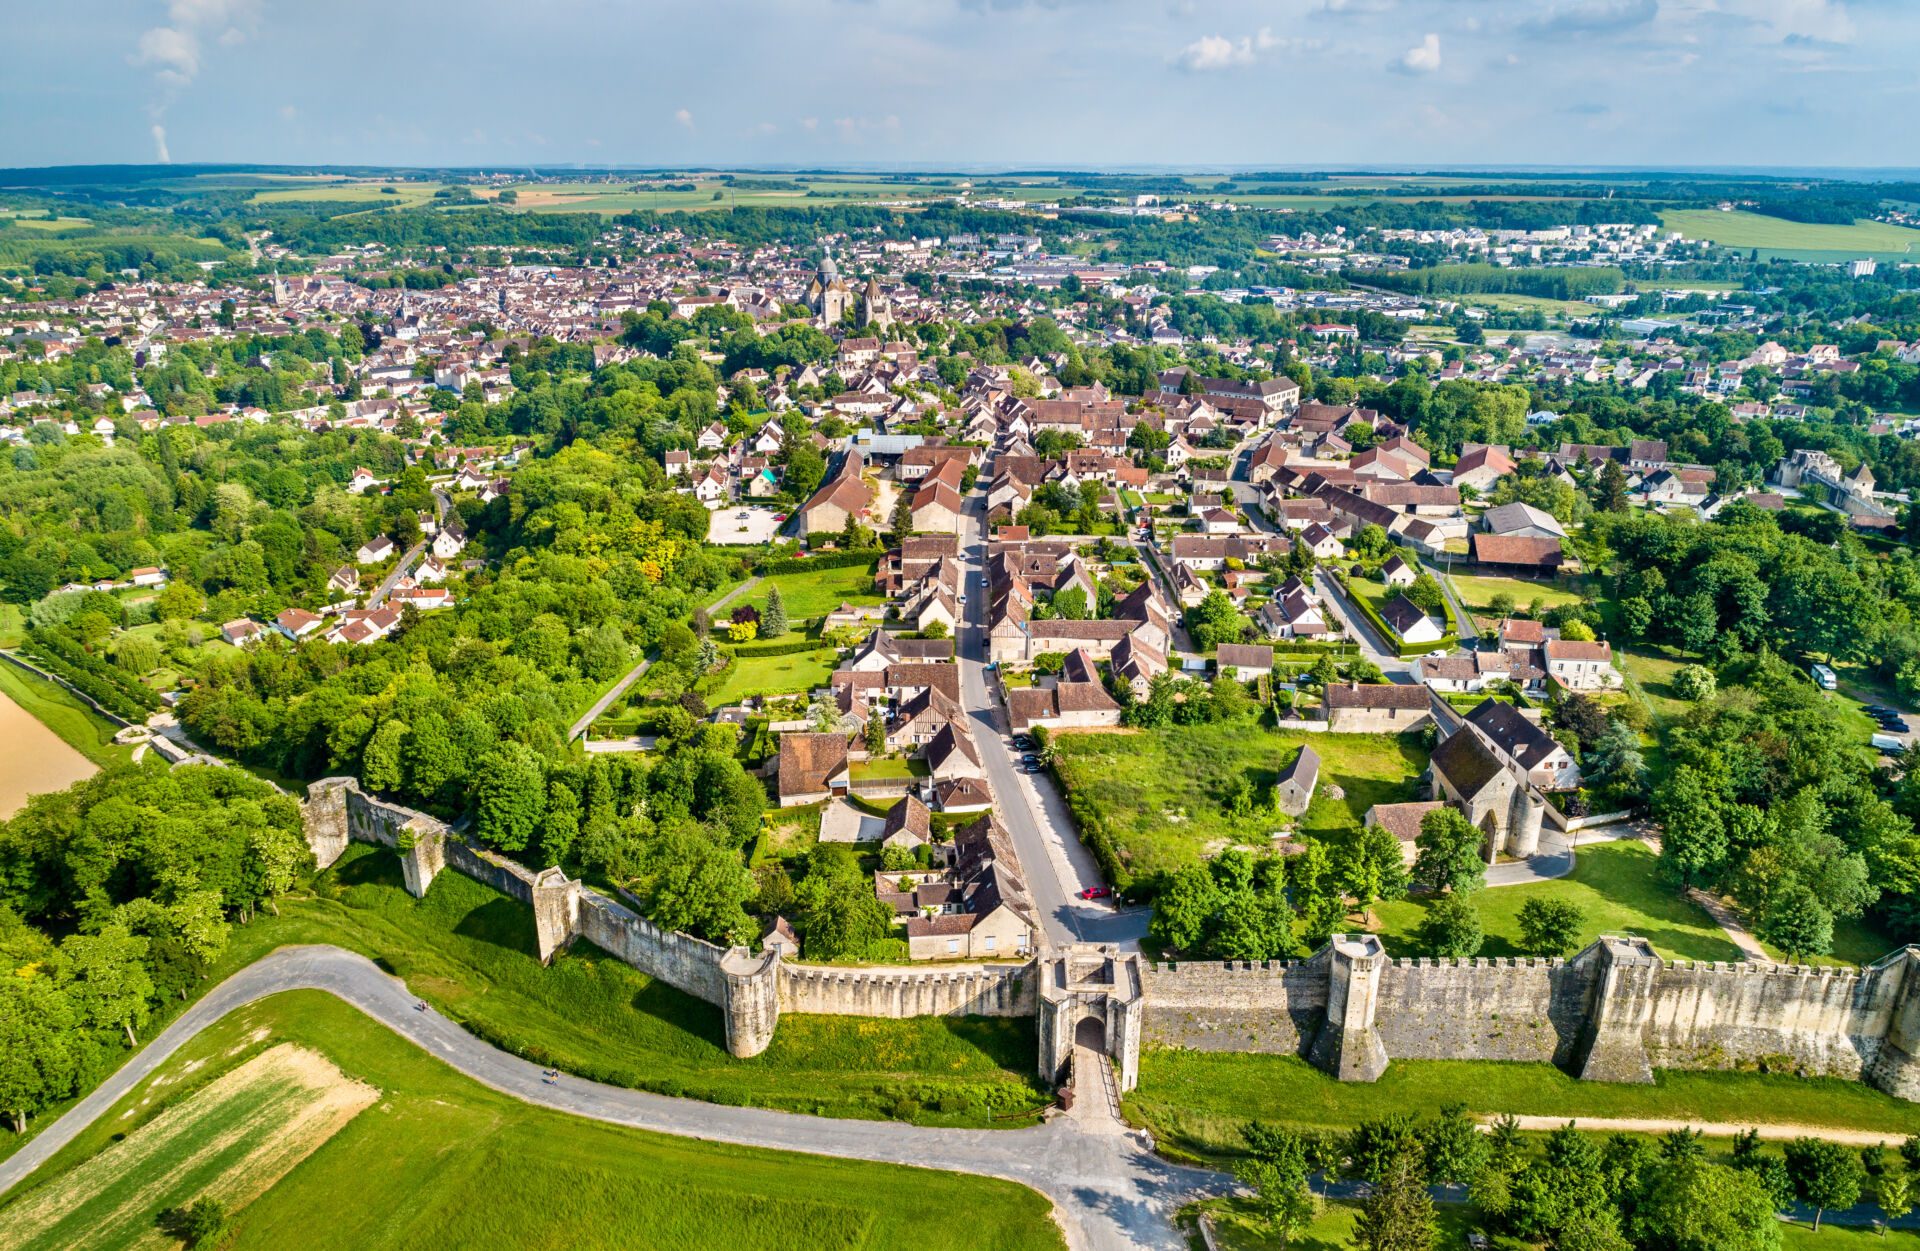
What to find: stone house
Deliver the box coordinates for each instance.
[1275,745,1321,817]
[1544,639,1622,691]
[904,816,1037,961]
[777,732,850,806]
[1323,682,1434,733]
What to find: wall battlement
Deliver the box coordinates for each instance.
[301,781,1920,1100]
[300,778,1034,1061]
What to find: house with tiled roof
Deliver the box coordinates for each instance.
[777,732,850,806]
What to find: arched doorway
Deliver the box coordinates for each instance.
[1075,1013,1107,1051]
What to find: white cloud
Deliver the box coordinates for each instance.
[1175,33,1255,71]
[279,104,298,121]
[1174,27,1306,72]
[801,116,820,131]
[134,26,200,84]
[150,123,171,163]
[674,107,695,130]
[1394,31,1441,73]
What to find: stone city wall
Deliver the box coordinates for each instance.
[301,778,1048,1060]
[302,779,1920,1100]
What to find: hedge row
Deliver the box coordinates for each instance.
[26,628,162,717]
[756,549,882,576]
[1329,573,1458,661]
[19,643,155,721]
[725,636,836,658]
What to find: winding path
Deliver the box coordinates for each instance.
[0,946,1226,1250]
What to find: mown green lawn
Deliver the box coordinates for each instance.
[1446,571,1588,622]
[1131,1045,1920,1159]
[1372,840,1742,962]
[0,659,133,770]
[705,647,839,704]
[742,563,883,622]
[0,991,1065,1251]
[1049,719,1429,883]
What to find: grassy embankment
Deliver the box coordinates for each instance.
[0,840,1048,1174]
[0,991,1064,1251]
[0,657,133,770]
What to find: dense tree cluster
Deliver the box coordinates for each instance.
[0,763,309,1133]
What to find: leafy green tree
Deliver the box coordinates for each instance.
[1516,897,1585,957]
[1759,885,1834,963]
[1149,862,1223,954]
[632,821,755,944]
[1671,664,1716,702]
[156,1197,228,1247]
[1417,893,1483,958]
[0,975,79,1133]
[794,845,893,960]
[360,719,409,794]
[1595,459,1631,512]
[59,924,154,1047]
[1337,825,1410,926]
[1878,1165,1914,1231]
[580,620,630,681]
[474,742,547,852]
[1238,1158,1319,1248]
[1420,1103,1486,1185]
[1632,1158,1781,1251]
[1785,1137,1866,1231]
[1412,807,1485,895]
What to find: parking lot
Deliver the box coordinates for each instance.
[705,507,786,545]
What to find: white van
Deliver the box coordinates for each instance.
[1811,663,1838,691]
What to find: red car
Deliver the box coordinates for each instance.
[1079,886,1113,901]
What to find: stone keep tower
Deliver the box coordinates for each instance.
[1307,934,1390,1082]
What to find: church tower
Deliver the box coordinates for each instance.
[860,275,893,330]
[805,254,852,325]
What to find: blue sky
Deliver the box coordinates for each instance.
[4,0,1915,170]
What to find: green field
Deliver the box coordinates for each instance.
[1372,840,1743,962]
[20,842,1049,1135]
[1130,1043,1920,1159]
[741,563,883,622]
[0,660,132,770]
[1049,721,1430,882]
[1445,572,1587,624]
[1662,209,1920,259]
[705,647,839,704]
[0,991,1064,1251]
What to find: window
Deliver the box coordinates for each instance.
[983,934,997,952]
[946,938,960,955]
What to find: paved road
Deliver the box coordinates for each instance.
[568,656,654,741]
[956,487,1149,949]
[707,573,762,615]
[0,946,1225,1250]
[1313,569,1412,678]
[366,540,426,608]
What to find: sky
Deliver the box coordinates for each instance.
[3,0,1917,172]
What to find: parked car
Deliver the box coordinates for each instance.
[1079,885,1113,901]
[1012,735,1035,751]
